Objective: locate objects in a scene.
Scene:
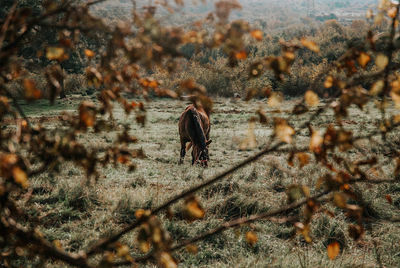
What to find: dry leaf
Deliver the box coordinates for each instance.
[376,53,389,70]
[135,209,150,219]
[268,92,283,107]
[333,192,347,208]
[240,121,257,150]
[305,90,319,106]
[53,240,62,249]
[12,166,29,188]
[295,222,312,243]
[357,52,371,68]
[116,245,130,257]
[235,50,247,60]
[324,76,334,88]
[184,196,205,220]
[310,130,323,153]
[250,29,263,41]
[327,241,340,260]
[390,89,400,109]
[160,251,178,268]
[348,224,364,241]
[186,244,198,254]
[387,7,398,18]
[84,49,95,58]
[139,241,150,253]
[370,80,384,96]
[296,153,310,168]
[287,184,305,203]
[385,194,393,204]
[79,101,96,128]
[46,47,66,61]
[284,51,295,61]
[301,38,320,53]
[23,79,42,100]
[274,118,294,144]
[245,231,258,246]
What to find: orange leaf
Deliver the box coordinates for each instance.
[357,52,371,68]
[333,192,347,208]
[310,130,323,153]
[184,196,205,220]
[295,222,312,243]
[149,80,159,89]
[53,240,62,249]
[117,155,129,164]
[327,241,340,260]
[301,38,320,53]
[250,29,263,41]
[135,209,150,219]
[235,50,247,60]
[79,101,96,128]
[2,154,18,166]
[23,79,42,100]
[305,90,319,106]
[186,244,198,254]
[388,7,398,19]
[376,53,389,70]
[267,92,283,107]
[160,251,178,268]
[296,153,310,168]
[274,118,294,144]
[245,231,258,246]
[385,194,392,204]
[139,241,151,253]
[46,47,65,61]
[390,88,400,109]
[370,80,384,96]
[12,166,29,188]
[84,49,95,58]
[116,244,129,257]
[324,76,334,88]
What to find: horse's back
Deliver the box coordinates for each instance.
[178,104,210,141]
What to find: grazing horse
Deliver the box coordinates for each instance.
[178,104,211,167]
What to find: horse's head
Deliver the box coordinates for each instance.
[192,140,212,167]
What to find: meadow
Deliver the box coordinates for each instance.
[17,96,400,267]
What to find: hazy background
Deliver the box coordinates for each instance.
[91,0,378,30]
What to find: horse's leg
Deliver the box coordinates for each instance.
[186,142,192,151]
[191,148,195,165]
[179,139,187,164]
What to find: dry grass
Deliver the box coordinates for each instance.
[18,97,400,267]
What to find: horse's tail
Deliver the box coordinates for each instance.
[188,108,206,149]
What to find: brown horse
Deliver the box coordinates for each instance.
[178,104,211,167]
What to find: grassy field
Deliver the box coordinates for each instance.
[18,96,400,267]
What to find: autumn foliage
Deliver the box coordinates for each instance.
[1,0,400,267]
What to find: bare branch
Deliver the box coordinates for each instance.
[0,1,17,49]
[3,217,92,268]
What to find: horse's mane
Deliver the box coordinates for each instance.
[188,107,207,150]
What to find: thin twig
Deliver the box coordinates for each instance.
[0,1,18,49]
[3,217,92,268]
